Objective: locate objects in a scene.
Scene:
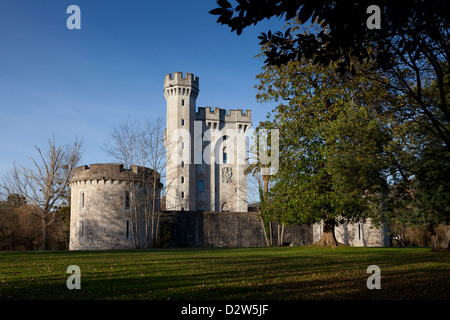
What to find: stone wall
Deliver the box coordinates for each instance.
[160,211,313,248]
[313,219,390,247]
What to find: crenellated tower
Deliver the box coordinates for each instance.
[164,71,251,213]
[164,72,199,211]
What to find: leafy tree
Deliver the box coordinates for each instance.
[244,129,278,246]
[211,0,450,248]
[210,1,449,145]
[256,49,393,246]
[386,71,450,250]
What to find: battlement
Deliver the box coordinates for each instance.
[164,72,199,91]
[196,107,252,123]
[71,163,159,182]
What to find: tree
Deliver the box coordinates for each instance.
[210,1,449,143]
[211,0,450,248]
[1,135,83,250]
[256,51,393,246]
[104,117,169,248]
[386,73,450,250]
[244,128,277,246]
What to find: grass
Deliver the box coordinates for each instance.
[0,246,449,300]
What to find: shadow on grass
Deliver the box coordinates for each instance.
[1,247,449,300]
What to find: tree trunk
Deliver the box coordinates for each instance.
[263,175,269,199]
[428,226,440,251]
[316,218,342,247]
[259,212,273,247]
[429,226,450,252]
[442,230,450,251]
[41,216,48,250]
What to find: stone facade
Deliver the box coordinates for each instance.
[313,219,390,247]
[69,164,161,250]
[161,211,313,248]
[68,71,389,250]
[164,72,251,212]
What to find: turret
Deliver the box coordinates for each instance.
[164,72,199,211]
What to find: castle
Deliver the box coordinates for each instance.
[164,72,251,212]
[69,72,389,250]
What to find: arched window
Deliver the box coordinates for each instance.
[198,180,204,192]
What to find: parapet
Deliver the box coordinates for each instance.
[164,72,199,91]
[71,163,159,183]
[225,109,252,123]
[196,107,252,123]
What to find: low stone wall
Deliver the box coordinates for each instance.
[161,211,313,248]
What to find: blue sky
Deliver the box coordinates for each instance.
[0,0,285,177]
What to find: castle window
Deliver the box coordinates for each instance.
[181,176,184,184]
[181,161,184,168]
[181,191,185,199]
[223,147,227,164]
[79,221,84,239]
[79,191,86,209]
[125,190,130,210]
[181,119,185,126]
[181,99,185,106]
[198,180,204,192]
[126,220,130,239]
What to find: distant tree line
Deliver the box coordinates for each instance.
[0,194,70,250]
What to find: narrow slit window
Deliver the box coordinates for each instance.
[126,220,130,239]
[125,190,130,210]
[223,147,227,164]
[198,180,204,192]
[181,191,185,199]
[181,176,184,184]
[79,221,84,239]
[358,224,361,240]
[80,191,85,209]
[181,99,185,106]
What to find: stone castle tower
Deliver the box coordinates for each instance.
[69,164,161,250]
[164,72,251,212]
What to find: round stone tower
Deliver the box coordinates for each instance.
[164,72,199,211]
[69,163,161,250]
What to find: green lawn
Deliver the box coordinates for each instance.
[0,246,448,300]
